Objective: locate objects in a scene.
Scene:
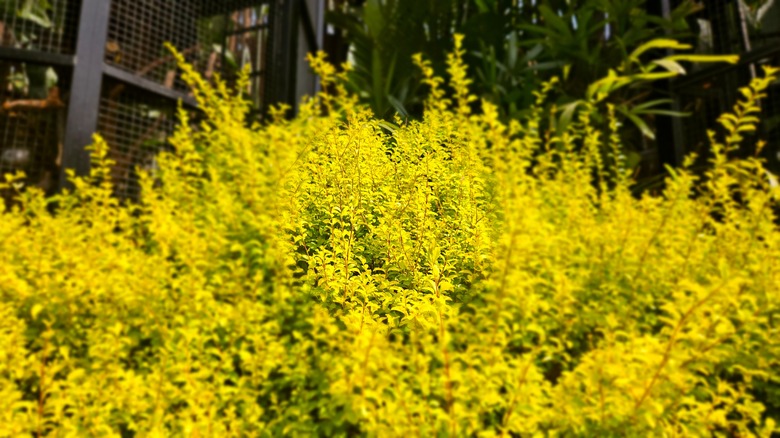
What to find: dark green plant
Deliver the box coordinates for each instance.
[329,0,742,180]
[467,1,745,186]
[546,3,701,128]
[327,0,472,119]
[329,0,717,125]
[470,34,563,120]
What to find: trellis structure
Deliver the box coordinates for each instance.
[0,0,324,200]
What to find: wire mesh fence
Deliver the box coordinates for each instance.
[0,0,278,204]
[224,4,271,112]
[689,0,780,56]
[99,0,271,199]
[0,57,69,208]
[0,110,59,182]
[105,0,270,97]
[0,1,307,202]
[106,0,202,92]
[97,78,182,200]
[0,0,79,54]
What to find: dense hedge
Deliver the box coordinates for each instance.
[1,38,779,436]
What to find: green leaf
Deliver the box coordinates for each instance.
[558,100,584,133]
[737,124,757,132]
[387,95,409,119]
[45,67,58,89]
[474,0,491,13]
[652,59,687,75]
[633,109,691,117]
[18,0,53,28]
[587,70,634,101]
[538,5,572,40]
[630,72,678,82]
[371,48,385,114]
[507,33,519,69]
[531,61,567,72]
[629,39,692,62]
[562,64,572,81]
[618,106,655,139]
[377,120,398,133]
[31,304,43,320]
[520,43,543,63]
[517,24,559,39]
[664,54,740,65]
[363,0,385,37]
[632,99,675,112]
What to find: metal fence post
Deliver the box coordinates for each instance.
[59,0,112,190]
[266,0,300,114]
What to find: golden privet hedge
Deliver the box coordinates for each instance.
[1,37,779,437]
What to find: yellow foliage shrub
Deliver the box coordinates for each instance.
[1,37,779,436]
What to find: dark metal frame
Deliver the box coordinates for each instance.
[102,64,199,109]
[0,0,322,193]
[267,0,300,108]
[0,47,74,67]
[60,0,111,186]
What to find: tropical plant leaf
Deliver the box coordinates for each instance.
[665,54,740,64]
[387,95,409,119]
[617,105,655,139]
[652,59,687,75]
[558,100,585,133]
[632,99,675,112]
[629,39,692,63]
[17,0,52,28]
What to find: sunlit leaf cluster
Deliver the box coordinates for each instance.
[1,39,779,437]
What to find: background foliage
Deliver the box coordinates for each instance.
[327,0,739,176]
[0,39,779,436]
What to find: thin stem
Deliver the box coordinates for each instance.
[632,281,727,416]
[37,335,48,438]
